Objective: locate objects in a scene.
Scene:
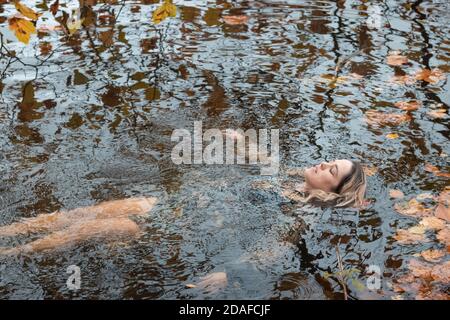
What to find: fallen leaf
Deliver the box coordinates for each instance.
[223,15,249,25]
[394,198,433,217]
[389,75,416,85]
[67,15,84,35]
[416,193,435,201]
[435,203,450,222]
[50,0,59,16]
[39,41,52,55]
[414,68,446,84]
[8,17,36,44]
[408,225,427,234]
[434,188,450,222]
[152,0,177,24]
[436,227,450,245]
[419,217,446,230]
[425,163,440,173]
[425,163,450,178]
[416,288,450,300]
[365,110,411,126]
[427,109,446,119]
[387,54,408,66]
[394,101,421,111]
[430,261,450,283]
[408,258,433,279]
[394,228,428,244]
[386,133,399,139]
[389,189,405,199]
[420,249,445,262]
[14,1,41,21]
[363,165,378,176]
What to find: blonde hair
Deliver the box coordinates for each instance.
[295,161,367,208]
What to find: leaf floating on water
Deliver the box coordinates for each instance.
[414,68,446,84]
[420,249,445,262]
[8,17,36,44]
[14,1,41,21]
[435,189,450,222]
[394,228,429,244]
[362,165,377,177]
[364,110,411,127]
[387,53,408,66]
[394,229,427,244]
[152,0,177,25]
[386,133,399,139]
[389,74,416,85]
[436,227,450,245]
[419,217,446,230]
[394,101,421,111]
[394,198,433,217]
[430,260,450,283]
[424,163,450,178]
[408,258,433,279]
[223,15,249,25]
[67,14,84,35]
[416,193,435,201]
[389,189,405,199]
[407,225,427,235]
[427,109,447,119]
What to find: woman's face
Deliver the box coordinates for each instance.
[304,159,353,193]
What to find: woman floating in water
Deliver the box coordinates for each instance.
[0,159,366,255]
[287,159,367,208]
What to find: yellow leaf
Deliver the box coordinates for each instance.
[14,1,41,21]
[386,133,399,139]
[8,17,36,44]
[67,17,84,35]
[152,0,177,24]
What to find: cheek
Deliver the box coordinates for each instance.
[309,172,335,191]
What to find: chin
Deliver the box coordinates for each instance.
[304,167,314,183]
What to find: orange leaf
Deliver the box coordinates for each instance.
[427,109,446,119]
[394,228,428,244]
[420,249,445,262]
[394,198,433,217]
[365,110,411,126]
[419,216,446,230]
[414,68,446,84]
[430,261,450,283]
[436,227,450,245]
[223,15,249,25]
[387,53,408,66]
[394,101,421,111]
[362,165,377,176]
[8,17,36,44]
[389,189,404,199]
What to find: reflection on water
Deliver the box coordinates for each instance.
[0,0,449,299]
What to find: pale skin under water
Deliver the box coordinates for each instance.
[0,197,157,255]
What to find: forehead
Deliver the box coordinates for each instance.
[335,159,353,176]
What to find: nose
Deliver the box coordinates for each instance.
[319,162,330,170]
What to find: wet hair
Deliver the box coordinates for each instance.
[299,160,367,208]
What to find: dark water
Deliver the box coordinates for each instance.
[0,0,449,299]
